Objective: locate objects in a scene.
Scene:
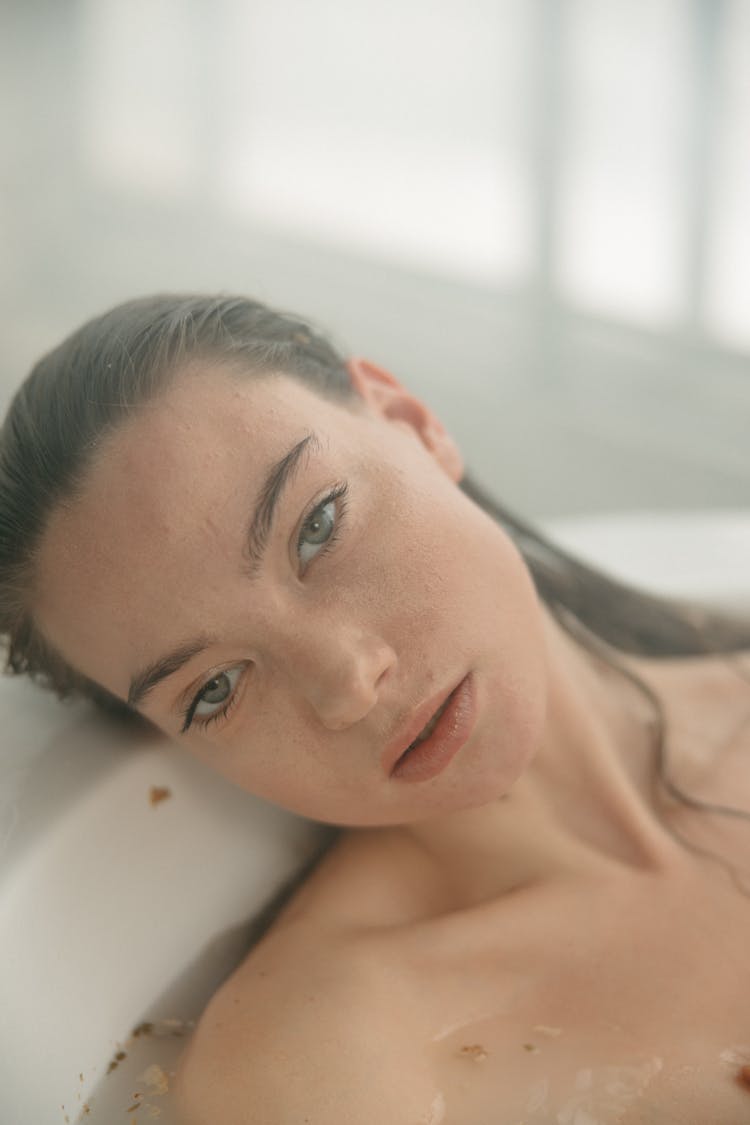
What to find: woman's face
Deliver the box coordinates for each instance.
[32,362,549,825]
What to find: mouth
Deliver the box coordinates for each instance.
[383,674,476,782]
[402,693,454,754]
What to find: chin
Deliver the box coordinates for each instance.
[463,701,545,803]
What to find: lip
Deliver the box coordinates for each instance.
[382,674,475,781]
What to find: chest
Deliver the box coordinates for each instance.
[370,868,750,1124]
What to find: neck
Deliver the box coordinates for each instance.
[399,611,683,908]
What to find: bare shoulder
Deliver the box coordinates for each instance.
[172,921,435,1125]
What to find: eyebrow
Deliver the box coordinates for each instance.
[127,431,318,710]
[243,431,318,575]
[128,636,212,708]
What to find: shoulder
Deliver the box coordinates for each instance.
[172,921,435,1125]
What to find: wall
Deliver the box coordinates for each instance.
[1,0,748,516]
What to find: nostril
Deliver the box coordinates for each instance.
[376,662,393,690]
[295,635,396,729]
[374,645,398,689]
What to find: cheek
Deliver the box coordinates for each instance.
[411,488,550,764]
[189,695,341,813]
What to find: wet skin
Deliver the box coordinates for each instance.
[33,360,551,838]
[30,360,750,1123]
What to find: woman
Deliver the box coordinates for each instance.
[2,295,750,1125]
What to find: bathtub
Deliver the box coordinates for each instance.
[1,510,749,1125]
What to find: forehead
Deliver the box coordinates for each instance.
[32,370,357,691]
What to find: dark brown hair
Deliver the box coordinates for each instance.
[4,292,750,955]
[0,294,354,710]
[1,291,749,747]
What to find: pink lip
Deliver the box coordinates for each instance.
[381,674,475,781]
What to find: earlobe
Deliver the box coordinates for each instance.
[346,357,464,482]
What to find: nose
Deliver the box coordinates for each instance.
[279,620,397,731]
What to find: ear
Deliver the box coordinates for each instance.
[346,357,464,482]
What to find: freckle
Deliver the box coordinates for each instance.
[523,1043,540,1053]
[149,786,171,806]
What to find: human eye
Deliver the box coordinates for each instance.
[181,664,244,733]
[296,482,349,571]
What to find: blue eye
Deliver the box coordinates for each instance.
[182,665,243,732]
[181,483,349,735]
[297,483,348,570]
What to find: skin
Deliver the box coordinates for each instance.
[30,359,750,1122]
[32,362,551,830]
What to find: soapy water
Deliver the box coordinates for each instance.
[72,1035,741,1123]
[550,1058,664,1124]
[65,917,258,1125]
[420,1090,447,1125]
[70,1020,190,1124]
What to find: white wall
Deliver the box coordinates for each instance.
[1,0,748,515]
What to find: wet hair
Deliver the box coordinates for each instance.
[2,291,750,956]
[1,293,749,760]
[0,294,354,712]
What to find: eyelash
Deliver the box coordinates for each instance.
[296,481,348,572]
[181,482,349,734]
[180,671,243,734]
